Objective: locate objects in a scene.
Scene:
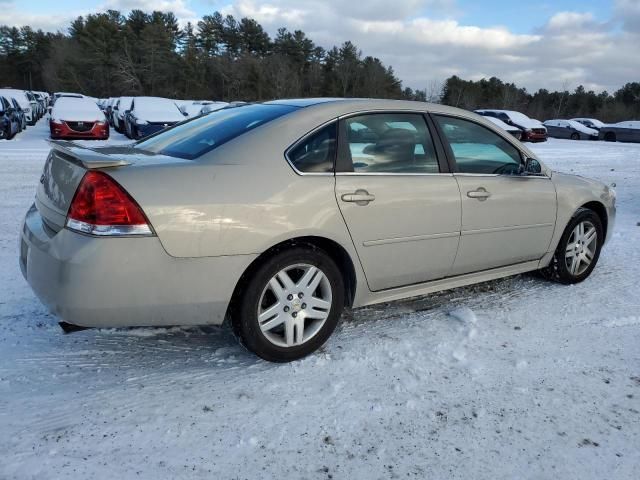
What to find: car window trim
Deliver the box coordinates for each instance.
[284,118,339,176]
[429,112,551,179]
[334,110,450,175]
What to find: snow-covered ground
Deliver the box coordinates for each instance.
[1,120,639,479]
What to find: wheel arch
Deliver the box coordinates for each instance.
[580,201,608,242]
[226,235,358,323]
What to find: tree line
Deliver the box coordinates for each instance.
[441,76,640,123]
[0,10,415,101]
[0,9,638,122]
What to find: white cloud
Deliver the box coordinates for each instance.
[1,0,638,93]
[220,0,640,93]
[614,0,640,32]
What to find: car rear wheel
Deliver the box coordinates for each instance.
[540,208,603,284]
[570,132,580,140]
[233,247,345,362]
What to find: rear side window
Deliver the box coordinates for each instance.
[434,115,522,175]
[287,123,337,173]
[341,113,439,173]
[135,104,297,160]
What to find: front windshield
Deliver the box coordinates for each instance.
[134,104,298,160]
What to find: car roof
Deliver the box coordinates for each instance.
[261,97,469,117]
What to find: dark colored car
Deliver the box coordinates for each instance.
[124,97,186,139]
[0,95,21,139]
[475,109,548,142]
[598,121,640,143]
[9,97,26,131]
[543,119,599,140]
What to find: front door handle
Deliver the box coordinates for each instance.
[467,188,491,201]
[341,189,375,205]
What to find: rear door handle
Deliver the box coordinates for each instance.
[467,188,491,201]
[341,189,375,205]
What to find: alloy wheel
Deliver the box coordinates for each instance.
[257,263,332,348]
[565,220,597,276]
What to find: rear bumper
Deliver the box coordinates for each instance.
[20,204,255,328]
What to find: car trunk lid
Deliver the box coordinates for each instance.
[36,141,132,232]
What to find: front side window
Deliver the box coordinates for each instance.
[287,123,337,173]
[434,115,522,175]
[135,104,297,160]
[341,113,439,173]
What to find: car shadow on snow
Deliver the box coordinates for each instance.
[41,273,550,373]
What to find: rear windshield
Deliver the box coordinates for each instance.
[134,104,298,160]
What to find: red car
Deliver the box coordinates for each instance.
[50,97,109,140]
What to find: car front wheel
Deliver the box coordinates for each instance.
[540,208,603,284]
[234,247,345,362]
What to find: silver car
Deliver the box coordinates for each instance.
[20,99,616,361]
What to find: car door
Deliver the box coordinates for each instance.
[334,112,461,291]
[433,114,557,276]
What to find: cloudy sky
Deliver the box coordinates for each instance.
[2,0,639,93]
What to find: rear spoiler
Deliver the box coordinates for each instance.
[47,140,131,169]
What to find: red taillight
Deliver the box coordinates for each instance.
[66,171,153,236]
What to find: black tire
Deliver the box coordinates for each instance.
[233,246,345,362]
[604,132,616,142]
[570,132,580,140]
[540,208,603,284]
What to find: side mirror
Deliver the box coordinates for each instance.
[524,157,542,175]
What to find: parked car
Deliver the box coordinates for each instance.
[0,95,21,139]
[475,109,547,142]
[598,121,640,143]
[53,92,83,105]
[32,92,46,118]
[483,116,522,140]
[1,89,35,125]
[9,96,26,131]
[104,98,117,126]
[199,102,230,116]
[543,119,599,140]
[49,96,109,140]
[181,100,227,118]
[571,118,605,131]
[123,96,185,139]
[112,96,134,133]
[20,98,615,362]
